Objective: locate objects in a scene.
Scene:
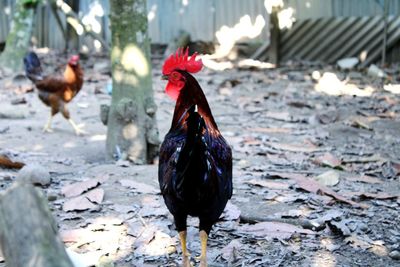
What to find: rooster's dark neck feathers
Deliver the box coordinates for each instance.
[171,71,218,132]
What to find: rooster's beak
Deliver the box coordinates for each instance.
[161,75,169,80]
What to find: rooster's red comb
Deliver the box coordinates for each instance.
[162,47,203,75]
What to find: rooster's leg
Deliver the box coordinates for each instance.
[68,118,86,136]
[61,104,86,135]
[196,230,208,267]
[179,231,192,267]
[43,113,53,133]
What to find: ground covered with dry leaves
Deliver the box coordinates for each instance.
[0,51,399,267]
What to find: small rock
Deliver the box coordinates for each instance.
[93,61,111,74]
[358,222,369,232]
[47,190,58,201]
[287,71,305,81]
[348,71,363,80]
[116,159,130,167]
[17,164,51,186]
[219,87,232,96]
[11,97,27,105]
[4,175,12,181]
[337,57,359,70]
[311,70,321,81]
[0,104,28,119]
[0,126,10,134]
[367,64,387,78]
[389,250,400,260]
[314,170,340,186]
[12,73,28,82]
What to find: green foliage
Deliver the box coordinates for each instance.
[22,0,41,8]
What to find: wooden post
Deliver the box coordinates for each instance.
[269,6,280,66]
[0,182,73,267]
[381,0,389,65]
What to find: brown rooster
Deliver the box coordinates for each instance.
[159,48,233,267]
[23,52,85,135]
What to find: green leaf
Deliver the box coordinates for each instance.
[22,0,41,6]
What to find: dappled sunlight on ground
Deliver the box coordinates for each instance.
[201,57,275,71]
[88,134,106,142]
[238,59,275,69]
[314,72,375,97]
[384,84,400,94]
[61,216,133,265]
[312,250,337,267]
[63,141,77,148]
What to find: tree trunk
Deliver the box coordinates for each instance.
[0,182,73,267]
[0,0,37,72]
[52,0,110,52]
[66,0,80,51]
[105,0,159,164]
[268,6,280,66]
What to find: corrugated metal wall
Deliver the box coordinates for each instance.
[0,0,269,48]
[285,0,400,18]
[278,16,400,65]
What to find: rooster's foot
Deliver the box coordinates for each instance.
[42,126,53,133]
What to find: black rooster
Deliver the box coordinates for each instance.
[158,48,232,267]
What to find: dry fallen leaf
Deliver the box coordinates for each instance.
[265,111,298,122]
[140,206,169,217]
[63,195,97,212]
[342,154,385,164]
[267,171,367,208]
[328,220,352,236]
[135,230,176,256]
[133,225,158,249]
[0,154,24,169]
[66,249,104,267]
[127,220,146,237]
[221,239,242,262]
[85,188,104,204]
[62,179,100,198]
[346,191,398,200]
[247,127,292,134]
[349,118,373,131]
[112,204,137,213]
[61,228,94,243]
[119,179,158,194]
[314,153,342,169]
[245,179,290,190]
[267,142,320,153]
[221,201,241,221]
[239,221,315,239]
[345,175,383,184]
[345,235,372,250]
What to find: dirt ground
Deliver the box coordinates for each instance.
[0,51,400,267]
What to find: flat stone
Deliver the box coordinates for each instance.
[17,164,51,186]
[337,57,359,70]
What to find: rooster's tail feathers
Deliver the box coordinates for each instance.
[23,52,43,82]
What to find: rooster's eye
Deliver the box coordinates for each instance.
[170,72,180,80]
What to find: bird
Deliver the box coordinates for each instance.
[23,52,85,135]
[158,48,232,267]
